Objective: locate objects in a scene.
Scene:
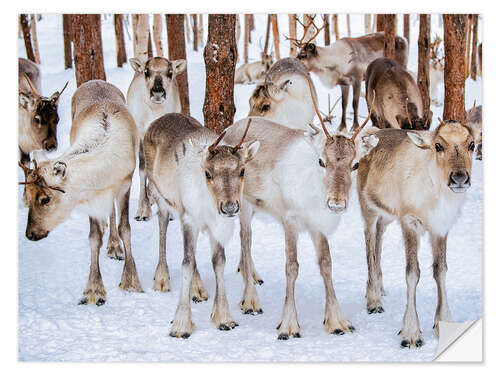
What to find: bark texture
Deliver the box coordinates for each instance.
[114,14,127,67]
[333,14,339,40]
[418,14,431,126]
[192,14,198,52]
[443,14,466,121]
[264,14,271,54]
[404,14,410,46]
[166,14,190,116]
[383,14,396,59]
[346,14,351,37]
[20,14,36,62]
[364,14,371,35]
[72,14,106,87]
[30,15,40,63]
[470,15,478,81]
[203,14,237,134]
[323,14,330,46]
[244,14,250,63]
[271,14,280,60]
[153,14,164,57]
[376,14,385,32]
[465,16,472,78]
[135,14,149,62]
[63,14,73,69]
[289,14,297,56]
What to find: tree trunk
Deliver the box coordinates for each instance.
[323,14,330,46]
[364,14,371,35]
[30,15,40,64]
[244,14,250,63]
[135,15,150,62]
[383,14,396,59]
[184,15,191,44]
[346,14,351,37]
[166,14,190,116]
[376,14,385,32]
[465,15,472,78]
[198,14,204,47]
[63,14,73,69]
[417,14,431,126]
[153,14,164,57]
[192,14,198,52]
[404,14,410,46]
[132,14,138,56]
[114,14,127,67]
[303,14,316,43]
[20,14,36,62]
[203,14,237,134]
[470,15,478,81]
[147,30,153,58]
[478,42,482,77]
[289,14,297,56]
[271,14,280,60]
[71,14,106,87]
[333,14,339,40]
[443,14,466,121]
[264,14,271,54]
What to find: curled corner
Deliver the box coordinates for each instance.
[434,319,483,362]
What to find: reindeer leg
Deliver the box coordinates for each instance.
[170,219,199,339]
[364,212,384,314]
[152,193,171,292]
[135,140,152,221]
[210,234,238,330]
[20,149,30,206]
[117,178,143,292]
[311,230,354,335]
[350,80,361,133]
[277,220,300,340]
[399,221,423,348]
[375,217,391,296]
[79,217,106,306]
[106,200,124,260]
[189,259,209,303]
[431,233,451,336]
[239,199,263,315]
[338,85,349,133]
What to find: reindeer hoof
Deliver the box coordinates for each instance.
[415,339,423,347]
[96,297,106,306]
[169,331,191,339]
[333,329,345,335]
[349,325,356,332]
[255,279,264,286]
[368,306,384,314]
[401,339,410,348]
[293,333,301,338]
[278,333,289,340]
[192,296,204,303]
[134,215,150,222]
[78,297,89,305]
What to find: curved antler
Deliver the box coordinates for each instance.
[351,91,376,141]
[306,76,332,139]
[23,74,40,100]
[463,100,477,124]
[232,118,253,153]
[208,131,227,155]
[53,81,69,100]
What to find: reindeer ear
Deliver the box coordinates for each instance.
[19,92,36,110]
[407,131,433,149]
[53,161,67,178]
[172,59,187,74]
[129,58,145,73]
[357,134,379,157]
[241,140,260,162]
[188,138,207,155]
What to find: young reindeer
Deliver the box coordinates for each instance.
[357,103,478,348]
[143,113,260,338]
[223,84,377,339]
[18,58,68,168]
[20,80,143,306]
[365,58,430,130]
[296,30,408,133]
[127,56,187,221]
[248,57,317,130]
[235,52,273,84]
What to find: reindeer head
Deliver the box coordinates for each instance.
[261,52,273,71]
[19,75,67,152]
[307,80,378,213]
[19,157,71,241]
[190,119,260,217]
[396,99,432,130]
[130,57,186,105]
[248,78,293,118]
[406,103,478,193]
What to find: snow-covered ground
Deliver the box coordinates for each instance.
[18,14,482,361]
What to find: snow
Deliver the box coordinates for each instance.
[18,14,482,361]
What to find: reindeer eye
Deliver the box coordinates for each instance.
[167,70,173,79]
[240,168,245,177]
[40,197,50,206]
[468,141,475,151]
[352,162,359,171]
[435,143,444,152]
[34,115,41,124]
[144,68,150,77]
[205,171,212,180]
[319,159,326,168]
[261,104,270,112]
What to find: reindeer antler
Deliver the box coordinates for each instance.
[23,74,40,100]
[208,131,227,155]
[463,100,477,124]
[286,15,324,49]
[405,97,412,125]
[53,81,69,101]
[306,76,332,139]
[232,118,253,153]
[18,161,65,194]
[351,92,376,141]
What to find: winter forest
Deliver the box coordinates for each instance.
[18,14,482,361]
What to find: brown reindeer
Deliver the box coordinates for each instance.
[357,104,478,348]
[366,57,430,130]
[296,32,408,133]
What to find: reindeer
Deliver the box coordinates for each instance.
[366,57,430,130]
[356,104,479,348]
[467,105,482,160]
[248,57,317,130]
[127,56,187,221]
[296,30,408,133]
[20,80,143,306]
[223,84,378,339]
[429,35,445,106]
[18,57,67,169]
[235,52,273,84]
[143,113,260,338]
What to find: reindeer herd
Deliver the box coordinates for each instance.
[18,21,482,349]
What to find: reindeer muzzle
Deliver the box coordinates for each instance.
[448,171,471,193]
[220,201,240,217]
[327,198,347,214]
